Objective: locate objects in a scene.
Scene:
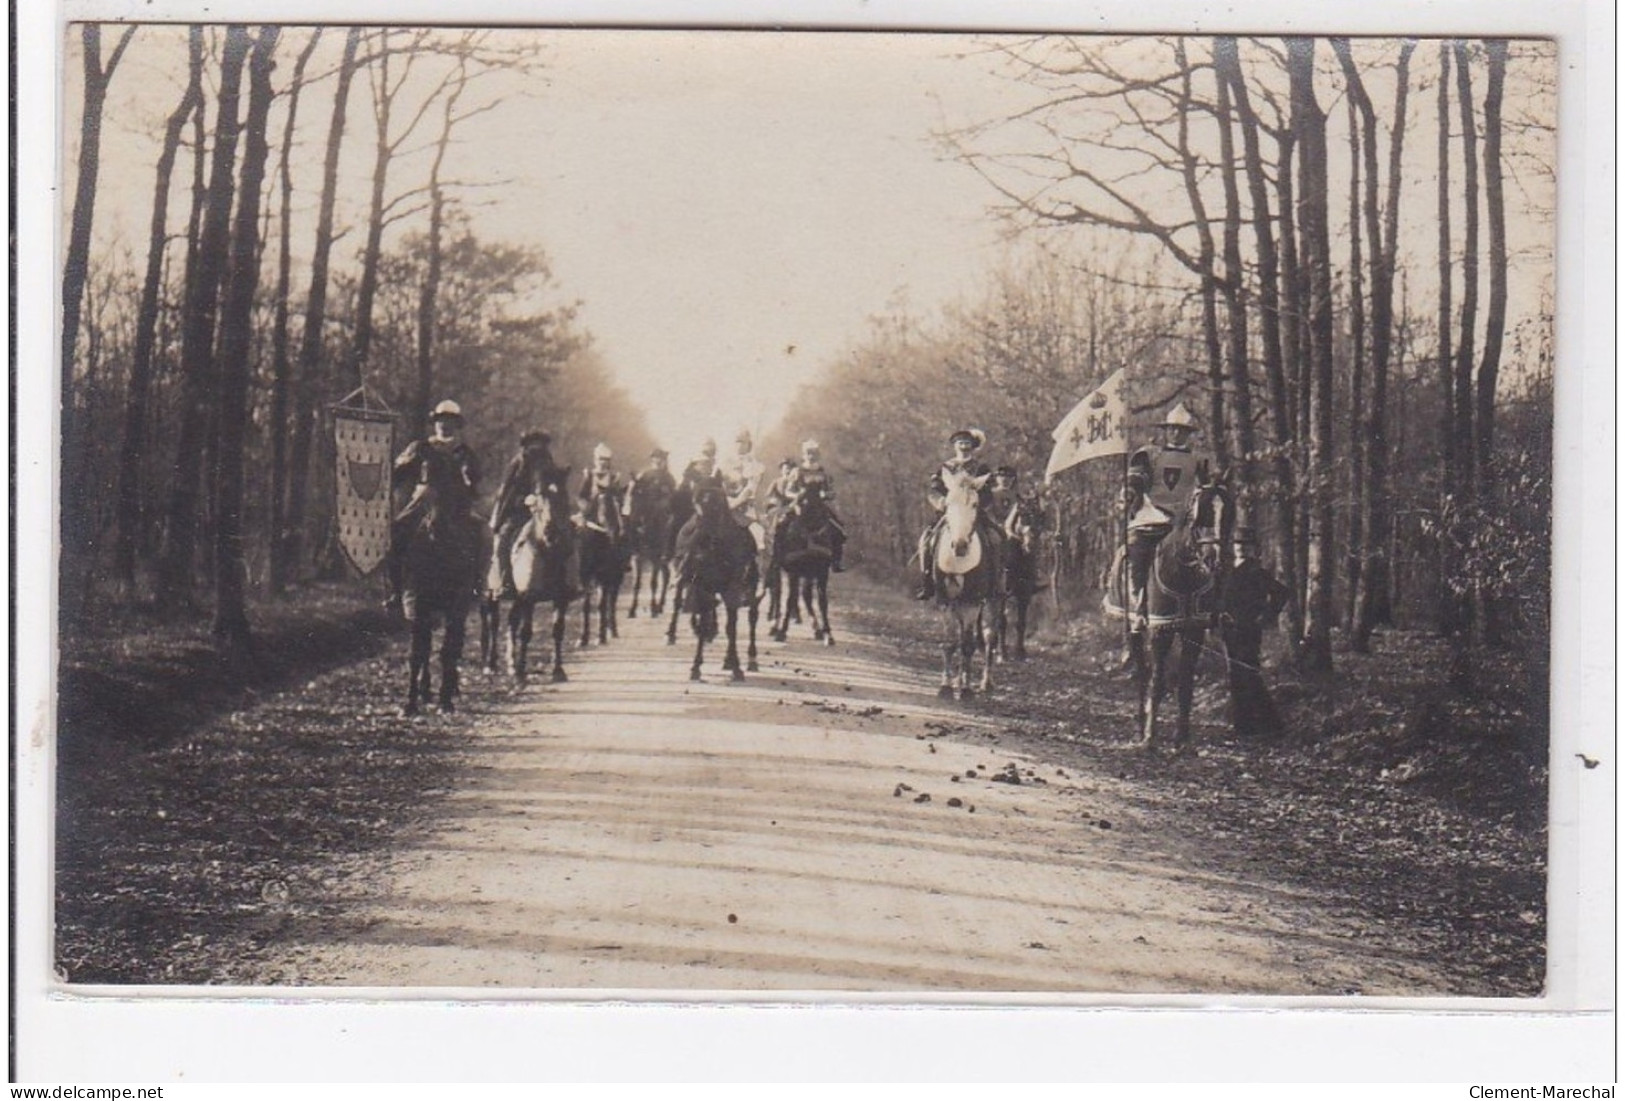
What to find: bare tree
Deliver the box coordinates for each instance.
[266,29,323,594]
[114,26,203,591]
[1453,40,1482,497]
[157,26,252,607]
[1343,38,1416,651]
[1217,37,1303,652]
[212,25,281,650]
[1477,39,1509,474]
[1288,37,1336,673]
[285,26,361,578]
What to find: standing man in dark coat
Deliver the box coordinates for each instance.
[1221,523,1289,738]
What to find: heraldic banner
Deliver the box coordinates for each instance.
[1045,366,1128,482]
[333,408,395,576]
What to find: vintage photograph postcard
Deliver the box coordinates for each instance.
[16,0,1613,1083]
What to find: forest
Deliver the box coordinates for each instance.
[60,28,1554,690]
[59,26,659,651]
[764,35,1554,684]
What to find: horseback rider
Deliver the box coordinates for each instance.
[385,399,481,614]
[765,456,798,520]
[988,465,1022,537]
[577,442,627,540]
[680,438,724,500]
[914,427,995,600]
[719,428,767,551]
[626,447,677,530]
[784,439,846,572]
[488,427,565,599]
[1120,401,1213,634]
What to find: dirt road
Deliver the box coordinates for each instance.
[256,605,1452,996]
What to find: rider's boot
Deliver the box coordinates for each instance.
[497,555,518,601]
[831,539,846,573]
[914,571,935,600]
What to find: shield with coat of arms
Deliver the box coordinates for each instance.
[334,410,396,575]
[1162,466,1184,492]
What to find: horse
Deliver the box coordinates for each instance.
[768,485,837,646]
[928,466,1001,699]
[576,484,627,647]
[671,484,761,681]
[1102,472,1235,750]
[625,488,674,619]
[482,475,577,686]
[397,487,483,716]
[990,494,1045,663]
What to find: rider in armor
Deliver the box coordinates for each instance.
[386,399,481,614]
[1121,401,1212,634]
[719,428,767,550]
[577,442,627,540]
[914,428,994,600]
[785,439,846,572]
[488,428,564,599]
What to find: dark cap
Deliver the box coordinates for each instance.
[521,429,551,448]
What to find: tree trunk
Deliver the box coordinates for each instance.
[61,25,136,612]
[416,63,465,439]
[158,26,251,608]
[1220,39,1302,658]
[114,26,202,592]
[1477,40,1509,474]
[1173,40,1228,467]
[1434,41,1460,640]
[1350,39,1414,650]
[1288,37,1335,674]
[286,26,361,577]
[266,29,322,595]
[1343,71,1367,631]
[347,28,395,391]
[1453,41,1481,500]
[212,25,281,652]
[1212,40,1255,488]
[1475,39,1510,647]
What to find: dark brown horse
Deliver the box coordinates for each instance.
[482,475,577,685]
[399,488,482,715]
[768,484,838,646]
[672,485,761,681]
[577,484,627,647]
[625,487,674,620]
[1104,472,1235,749]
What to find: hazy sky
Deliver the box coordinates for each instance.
[72,27,1556,465]
[77,27,1032,463]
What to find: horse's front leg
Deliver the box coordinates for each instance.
[665,571,685,644]
[976,609,995,694]
[509,599,531,685]
[628,556,643,618]
[1142,630,1175,748]
[580,582,594,647]
[939,616,957,699]
[1014,594,1030,660]
[550,600,569,681]
[723,601,744,681]
[817,574,834,647]
[439,609,466,711]
[405,616,432,715]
